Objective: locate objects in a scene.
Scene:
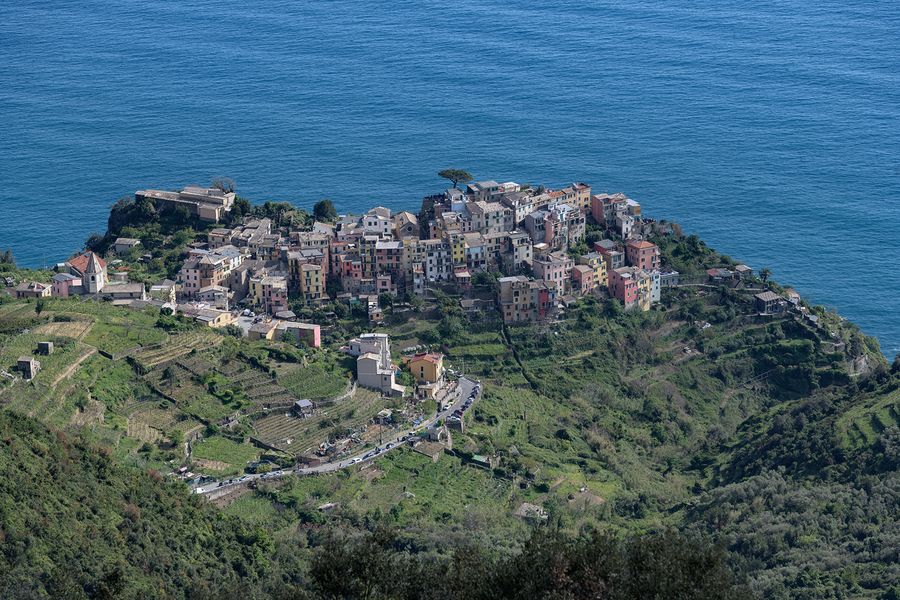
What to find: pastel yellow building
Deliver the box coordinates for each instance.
[406,352,445,384]
[577,252,607,288]
[448,232,466,266]
[637,271,652,312]
[298,263,324,305]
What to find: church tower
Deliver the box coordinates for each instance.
[84,251,106,294]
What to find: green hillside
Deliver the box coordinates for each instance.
[0,410,747,599]
[2,227,898,598]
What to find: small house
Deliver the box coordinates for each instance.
[248,320,279,341]
[14,281,51,299]
[470,454,496,469]
[659,270,680,288]
[112,237,141,254]
[51,273,82,297]
[706,268,734,283]
[784,288,801,305]
[149,279,177,304]
[37,341,54,355]
[292,399,314,416]
[755,291,785,314]
[276,322,321,348]
[374,409,394,425]
[17,356,40,380]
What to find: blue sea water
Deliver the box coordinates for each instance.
[1,1,898,355]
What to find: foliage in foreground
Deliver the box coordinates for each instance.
[0,409,746,599]
[305,526,749,600]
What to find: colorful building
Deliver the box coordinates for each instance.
[497,276,557,323]
[608,267,652,311]
[625,240,660,271]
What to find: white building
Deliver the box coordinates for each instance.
[649,270,661,303]
[347,333,404,396]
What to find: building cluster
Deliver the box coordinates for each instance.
[14,179,679,329]
[343,333,446,399]
[346,333,406,396]
[136,185,236,222]
[157,179,673,324]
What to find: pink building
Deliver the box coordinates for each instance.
[51,273,82,297]
[571,265,596,295]
[590,193,627,227]
[532,252,573,293]
[277,322,321,348]
[375,240,402,274]
[608,267,640,308]
[625,240,659,271]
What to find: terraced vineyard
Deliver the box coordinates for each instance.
[252,387,390,455]
[132,330,224,369]
[32,317,94,340]
[838,388,900,449]
[277,359,351,400]
[228,368,297,405]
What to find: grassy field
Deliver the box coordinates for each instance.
[192,435,261,474]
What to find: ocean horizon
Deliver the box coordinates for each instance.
[1,1,898,355]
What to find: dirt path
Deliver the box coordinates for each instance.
[51,347,97,388]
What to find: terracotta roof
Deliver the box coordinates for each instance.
[410,352,443,364]
[15,281,49,292]
[68,252,106,276]
[626,240,656,249]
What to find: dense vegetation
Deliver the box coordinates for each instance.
[0,411,274,599]
[0,410,748,599]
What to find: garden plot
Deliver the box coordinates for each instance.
[32,317,94,340]
[252,387,395,456]
[132,330,224,369]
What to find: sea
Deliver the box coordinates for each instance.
[1,1,898,356]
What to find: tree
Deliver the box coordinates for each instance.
[438,169,474,189]
[0,249,14,266]
[84,233,107,253]
[378,292,394,308]
[222,324,243,338]
[35,298,46,316]
[313,199,338,222]
[759,267,772,283]
[108,196,157,235]
[167,429,184,448]
[228,197,251,225]
[211,177,235,194]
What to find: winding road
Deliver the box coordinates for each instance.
[193,377,480,496]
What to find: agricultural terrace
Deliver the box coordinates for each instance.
[0,296,355,476]
[252,387,404,456]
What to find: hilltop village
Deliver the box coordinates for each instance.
[14,179,765,326]
[8,176,831,410]
[5,173,858,478]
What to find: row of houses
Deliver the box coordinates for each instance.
[14,250,146,302]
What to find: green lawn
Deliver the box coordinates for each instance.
[192,435,261,474]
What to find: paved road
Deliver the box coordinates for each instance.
[193,377,480,495]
